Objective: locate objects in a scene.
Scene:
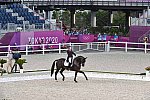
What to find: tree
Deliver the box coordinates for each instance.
[75,11,90,29]
[52,11,59,20]
[113,11,126,28]
[52,10,128,36]
[62,10,70,27]
[96,10,110,27]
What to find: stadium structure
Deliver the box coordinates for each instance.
[0,0,150,47]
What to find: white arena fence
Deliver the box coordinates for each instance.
[0,41,150,55]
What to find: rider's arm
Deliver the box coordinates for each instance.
[72,51,76,56]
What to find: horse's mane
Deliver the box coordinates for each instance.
[77,56,83,57]
[76,56,84,58]
[73,56,85,65]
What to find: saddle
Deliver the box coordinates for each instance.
[64,58,72,67]
[64,60,69,66]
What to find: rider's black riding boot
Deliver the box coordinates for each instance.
[68,63,72,69]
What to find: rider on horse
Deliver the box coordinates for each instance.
[66,46,76,68]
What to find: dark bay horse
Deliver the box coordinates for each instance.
[51,56,88,83]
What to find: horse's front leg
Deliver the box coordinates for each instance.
[74,71,78,83]
[55,69,59,81]
[78,71,88,80]
[60,68,65,81]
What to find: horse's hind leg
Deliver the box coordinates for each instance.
[55,69,60,80]
[60,68,65,81]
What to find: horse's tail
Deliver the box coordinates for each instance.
[51,60,58,77]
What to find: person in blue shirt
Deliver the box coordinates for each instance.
[114,33,118,41]
[103,33,107,42]
[98,33,102,42]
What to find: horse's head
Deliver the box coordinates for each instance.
[73,56,87,67]
[80,56,87,67]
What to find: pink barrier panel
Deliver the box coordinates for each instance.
[20,32,34,45]
[63,35,70,43]
[79,34,94,43]
[34,30,64,49]
[69,35,79,43]
[19,30,64,50]
[0,30,131,51]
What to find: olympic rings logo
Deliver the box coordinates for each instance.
[83,36,90,40]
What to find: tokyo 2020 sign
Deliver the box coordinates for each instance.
[20,30,64,45]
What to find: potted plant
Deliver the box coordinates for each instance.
[16,58,27,73]
[145,66,150,78]
[0,59,7,76]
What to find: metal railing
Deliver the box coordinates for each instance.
[0,23,61,33]
[22,0,150,7]
[138,30,150,43]
[0,0,21,2]
[0,41,150,56]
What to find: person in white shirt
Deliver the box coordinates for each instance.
[6,50,13,74]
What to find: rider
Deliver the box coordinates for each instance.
[66,46,76,68]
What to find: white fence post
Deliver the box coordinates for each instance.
[87,43,90,49]
[8,45,10,51]
[72,43,74,51]
[79,45,81,51]
[125,42,128,52]
[90,42,92,49]
[23,24,25,32]
[69,42,72,47]
[42,44,45,55]
[97,43,99,50]
[42,24,45,31]
[107,41,110,52]
[104,42,107,51]
[7,23,9,31]
[59,43,61,54]
[26,44,28,55]
[145,42,147,53]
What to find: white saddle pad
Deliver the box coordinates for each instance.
[64,58,72,66]
[64,60,69,66]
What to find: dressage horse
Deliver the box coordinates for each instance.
[51,56,88,83]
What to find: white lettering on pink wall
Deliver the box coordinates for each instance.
[28,37,59,44]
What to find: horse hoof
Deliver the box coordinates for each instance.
[74,81,78,83]
[55,80,58,82]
